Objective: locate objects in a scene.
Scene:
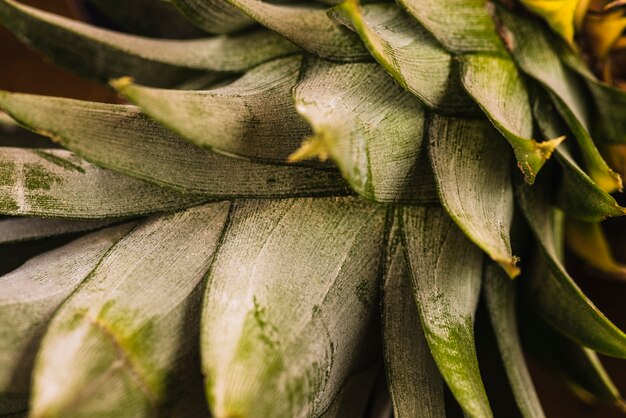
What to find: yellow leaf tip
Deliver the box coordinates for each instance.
[109,76,135,91]
[287,133,330,163]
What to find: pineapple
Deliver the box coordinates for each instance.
[1,0,626,417]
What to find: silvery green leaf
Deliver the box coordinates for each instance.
[402,206,492,418]
[518,181,626,358]
[30,203,230,417]
[428,115,519,278]
[171,0,254,34]
[484,263,545,418]
[0,92,348,199]
[292,58,437,204]
[332,2,477,114]
[0,224,135,414]
[0,0,298,86]
[460,54,563,183]
[0,217,120,244]
[220,0,369,61]
[113,56,311,164]
[498,7,622,193]
[0,147,207,218]
[396,0,505,53]
[202,197,386,417]
[382,214,445,417]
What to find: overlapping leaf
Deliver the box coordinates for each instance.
[291,58,437,204]
[202,198,386,418]
[30,203,230,417]
[0,92,348,198]
[0,0,298,86]
[0,217,119,244]
[171,0,254,34]
[428,115,519,277]
[402,206,492,418]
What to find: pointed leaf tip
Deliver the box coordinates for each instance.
[110,76,135,91]
[287,134,330,163]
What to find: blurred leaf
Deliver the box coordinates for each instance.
[429,115,519,278]
[0,92,349,198]
[484,263,545,418]
[396,0,505,53]
[202,198,386,417]
[332,2,477,114]
[0,224,134,414]
[519,0,578,47]
[518,181,626,358]
[0,0,298,86]
[460,54,563,183]
[291,58,437,204]
[0,147,207,218]
[113,56,310,163]
[402,206,492,418]
[499,7,622,192]
[30,203,230,417]
[382,214,445,417]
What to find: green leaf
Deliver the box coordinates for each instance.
[428,115,519,278]
[519,0,578,47]
[0,0,298,86]
[518,181,626,358]
[332,2,477,114]
[112,56,310,163]
[171,0,254,34]
[499,7,622,193]
[0,113,54,148]
[30,203,230,417]
[483,263,545,418]
[396,0,505,53]
[318,365,381,418]
[291,58,437,204]
[0,217,121,244]
[87,0,206,38]
[382,214,445,417]
[220,0,369,61]
[0,147,207,219]
[0,92,349,199]
[521,297,625,406]
[201,198,386,417]
[0,224,134,414]
[401,206,492,418]
[532,91,626,221]
[460,54,563,183]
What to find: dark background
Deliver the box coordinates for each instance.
[2,2,626,417]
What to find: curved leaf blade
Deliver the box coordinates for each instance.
[171,0,254,34]
[0,147,207,219]
[202,197,386,418]
[291,58,437,204]
[428,115,519,278]
[401,206,492,418]
[460,54,563,182]
[0,217,120,244]
[0,92,349,199]
[0,224,134,414]
[30,203,230,417]
[333,2,477,114]
[0,0,298,86]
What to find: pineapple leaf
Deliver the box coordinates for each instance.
[201,198,386,417]
[401,206,492,418]
[396,0,505,53]
[519,0,578,47]
[318,365,381,418]
[112,56,311,164]
[0,217,121,244]
[518,182,626,358]
[292,58,437,204]
[483,263,545,418]
[428,116,520,278]
[30,203,230,417]
[211,0,369,61]
[0,92,349,198]
[0,0,298,86]
[499,8,623,193]
[171,0,254,34]
[0,147,207,219]
[460,54,564,183]
[0,223,135,414]
[332,2,478,114]
[382,214,445,417]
